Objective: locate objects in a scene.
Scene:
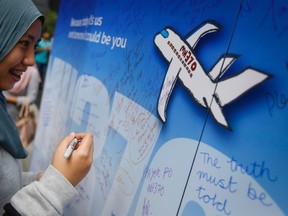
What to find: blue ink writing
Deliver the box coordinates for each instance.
[142,197,151,216]
[147,182,165,196]
[226,157,278,182]
[196,186,231,216]
[196,171,237,193]
[163,167,173,179]
[200,152,221,169]
[265,90,288,117]
[247,183,273,207]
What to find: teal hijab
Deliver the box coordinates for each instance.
[0,92,28,158]
[0,0,44,158]
[0,0,44,61]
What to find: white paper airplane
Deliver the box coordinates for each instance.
[154,21,270,130]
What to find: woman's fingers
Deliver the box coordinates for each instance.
[52,133,94,186]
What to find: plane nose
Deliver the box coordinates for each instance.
[160,29,169,38]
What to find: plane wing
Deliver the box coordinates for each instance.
[186,22,219,49]
[158,59,181,122]
[210,98,230,129]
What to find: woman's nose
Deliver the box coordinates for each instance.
[22,48,36,66]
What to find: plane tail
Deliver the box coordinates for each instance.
[208,54,237,81]
[209,98,231,130]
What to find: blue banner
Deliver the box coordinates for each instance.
[30,0,288,215]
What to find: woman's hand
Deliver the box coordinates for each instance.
[51,132,94,186]
[36,171,44,181]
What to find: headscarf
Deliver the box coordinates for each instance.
[0,0,45,61]
[0,92,27,158]
[0,0,44,158]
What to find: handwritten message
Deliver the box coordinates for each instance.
[241,0,288,37]
[265,90,288,116]
[142,165,173,197]
[189,146,280,216]
[134,138,199,216]
[141,166,173,216]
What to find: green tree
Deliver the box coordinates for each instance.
[43,9,58,35]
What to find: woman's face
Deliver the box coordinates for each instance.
[0,19,42,91]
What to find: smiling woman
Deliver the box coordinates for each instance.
[0,20,42,90]
[0,0,94,215]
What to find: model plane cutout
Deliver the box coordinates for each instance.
[154,21,271,130]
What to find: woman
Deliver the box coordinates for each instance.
[0,0,94,215]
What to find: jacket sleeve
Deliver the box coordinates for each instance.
[9,165,78,216]
[21,171,37,187]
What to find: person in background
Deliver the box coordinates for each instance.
[35,30,52,85]
[4,65,42,172]
[4,64,41,122]
[0,0,94,215]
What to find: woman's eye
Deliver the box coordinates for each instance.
[19,40,30,47]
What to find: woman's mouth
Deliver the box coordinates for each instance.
[10,70,22,82]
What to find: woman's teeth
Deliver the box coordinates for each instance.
[11,71,22,77]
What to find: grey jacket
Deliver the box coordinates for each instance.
[0,147,78,215]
